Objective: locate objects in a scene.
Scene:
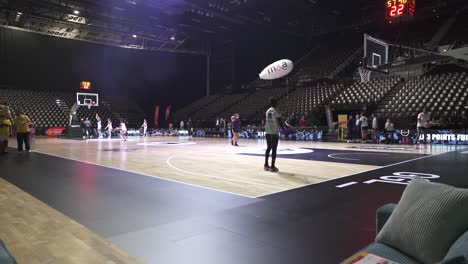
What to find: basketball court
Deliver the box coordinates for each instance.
[25,137,452,197]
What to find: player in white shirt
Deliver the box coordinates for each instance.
[371,114,379,143]
[264,98,284,172]
[104,118,112,139]
[415,108,429,147]
[141,119,148,136]
[96,113,103,138]
[117,118,127,141]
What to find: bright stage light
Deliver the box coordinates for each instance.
[170,36,175,40]
[73,10,80,15]
[133,34,137,38]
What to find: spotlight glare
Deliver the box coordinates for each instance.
[170,36,175,40]
[133,34,137,38]
[73,10,80,15]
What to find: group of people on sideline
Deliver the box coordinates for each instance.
[345,109,432,146]
[0,103,34,153]
[346,113,394,143]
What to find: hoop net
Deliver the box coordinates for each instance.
[358,67,372,83]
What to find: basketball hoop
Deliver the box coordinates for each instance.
[358,67,372,83]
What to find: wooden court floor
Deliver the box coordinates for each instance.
[20,136,455,198]
[0,178,142,264]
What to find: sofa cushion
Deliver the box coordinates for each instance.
[376,178,468,263]
[442,231,468,264]
[364,242,420,264]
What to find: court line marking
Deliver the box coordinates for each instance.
[328,153,389,161]
[166,155,284,189]
[336,182,358,188]
[28,149,255,199]
[258,148,460,198]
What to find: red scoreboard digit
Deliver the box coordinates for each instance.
[386,0,416,19]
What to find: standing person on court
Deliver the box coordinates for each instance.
[83,117,92,139]
[231,113,240,146]
[360,112,368,142]
[187,118,193,138]
[347,114,355,143]
[0,103,12,154]
[13,110,33,152]
[117,118,127,141]
[180,120,184,130]
[299,115,306,128]
[104,118,113,139]
[141,119,148,136]
[415,108,429,147]
[96,113,103,138]
[355,113,361,140]
[264,98,283,172]
[372,114,379,143]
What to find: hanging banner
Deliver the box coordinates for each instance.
[154,105,160,126]
[165,105,171,120]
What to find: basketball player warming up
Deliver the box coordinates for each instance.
[141,119,148,136]
[264,98,284,172]
[116,118,127,141]
[415,108,429,148]
[104,118,112,139]
[231,113,240,146]
[96,113,103,138]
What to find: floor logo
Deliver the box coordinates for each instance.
[137,142,196,146]
[349,146,415,151]
[238,148,314,155]
[336,172,441,188]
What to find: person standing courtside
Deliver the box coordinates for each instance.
[372,114,379,143]
[347,114,355,143]
[141,119,148,136]
[360,112,368,142]
[13,110,33,152]
[415,108,429,147]
[231,113,240,146]
[0,103,12,154]
[264,98,283,172]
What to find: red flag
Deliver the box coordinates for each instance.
[165,105,171,121]
[154,105,160,126]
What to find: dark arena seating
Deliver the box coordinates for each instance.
[0,88,145,132]
[332,77,400,108]
[377,72,468,128]
[278,83,343,118]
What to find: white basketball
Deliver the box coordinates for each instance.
[259,59,294,80]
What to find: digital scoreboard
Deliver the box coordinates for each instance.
[386,0,416,19]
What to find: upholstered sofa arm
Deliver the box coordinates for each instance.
[442,231,468,263]
[376,204,397,235]
[0,240,17,264]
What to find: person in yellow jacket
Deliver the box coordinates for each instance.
[13,110,33,152]
[0,103,12,154]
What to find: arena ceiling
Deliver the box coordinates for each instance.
[0,0,465,55]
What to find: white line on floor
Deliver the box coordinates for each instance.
[335,182,358,188]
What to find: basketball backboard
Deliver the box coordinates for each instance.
[77,92,99,107]
[363,34,389,71]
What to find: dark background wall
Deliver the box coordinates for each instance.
[0,26,307,113]
[0,27,207,114]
